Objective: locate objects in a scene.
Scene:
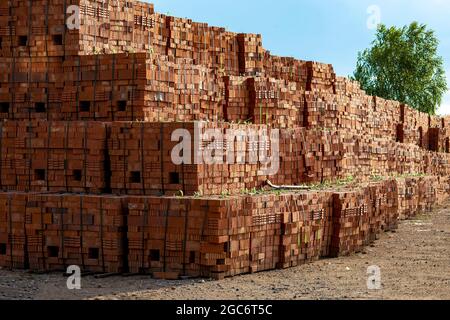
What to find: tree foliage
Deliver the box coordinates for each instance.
[353,22,447,115]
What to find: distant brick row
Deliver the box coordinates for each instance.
[1,120,450,196]
[1,53,449,153]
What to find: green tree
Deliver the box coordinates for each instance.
[353,22,447,115]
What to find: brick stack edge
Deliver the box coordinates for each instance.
[1,0,450,279]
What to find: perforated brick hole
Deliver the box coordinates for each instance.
[80,101,91,112]
[35,169,46,181]
[47,246,59,258]
[0,102,9,113]
[88,248,99,259]
[130,171,141,183]
[18,35,28,46]
[35,102,46,113]
[189,251,196,264]
[0,243,6,255]
[169,172,180,184]
[149,249,160,261]
[73,169,82,181]
[53,34,63,46]
[117,100,127,111]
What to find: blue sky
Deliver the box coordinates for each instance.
[149,0,450,115]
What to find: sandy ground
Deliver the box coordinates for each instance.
[1,204,449,300]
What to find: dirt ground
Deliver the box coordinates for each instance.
[1,204,449,300]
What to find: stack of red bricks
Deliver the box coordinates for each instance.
[397,177,420,220]
[330,188,370,257]
[207,29,240,76]
[307,61,335,93]
[76,0,156,55]
[0,119,448,199]
[62,52,225,122]
[245,194,282,274]
[304,93,356,130]
[171,57,225,122]
[279,192,333,267]
[108,121,189,196]
[250,77,304,128]
[394,176,448,219]
[127,196,204,278]
[436,176,450,204]
[367,180,399,233]
[0,177,449,278]
[333,77,366,97]
[61,53,148,121]
[134,54,225,123]
[0,0,68,58]
[126,196,249,279]
[165,19,243,76]
[2,0,450,281]
[191,22,209,67]
[368,97,401,140]
[2,0,450,145]
[223,76,253,122]
[400,104,430,147]
[165,16,199,60]
[330,179,399,257]
[301,129,345,183]
[0,193,28,269]
[108,121,274,196]
[25,193,127,273]
[263,55,309,88]
[126,192,329,280]
[417,176,437,213]
[0,120,108,193]
[237,34,264,76]
[0,55,65,121]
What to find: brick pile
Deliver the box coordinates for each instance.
[75,0,156,55]
[330,180,399,257]
[0,120,108,193]
[417,176,438,213]
[127,196,209,278]
[367,180,399,233]
[108,121,191,196]
[2,0,450,280]
[165,17,241,76]
[127,192,328,279]
[0,119,447,198]
[237,33,264,76]
[108,121,273,196]
[307,61,335,93]
[0,55,65,120]
[279,192,333,267]
[1,176,450,278]
[61,53,148,121]
[0,193,28,269]
[263,55,309,90]
[223,76,252,122]
[249,77,304,128]
[330,189,370,257]
[400,104,430,147]
[397,177,420,220]
[368,97,401,140]
[0,0,67,58]
[2,0,450,141]
[25,193,127,273]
